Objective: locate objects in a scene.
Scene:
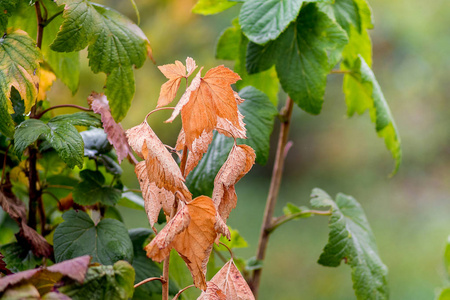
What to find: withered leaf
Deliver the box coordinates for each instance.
[145,196,222,290]
[0,253,12,275]
[204,259,255,300]
[0,178,52,258]
[88,92,132,163]
[126,122,191,201]
[176,128,214,177]
[212,145,255,221]
[0,256,90,292]
[166,65,243,150]
[157,57,198,107]
[135,160,175,228]
[197,281,227,300]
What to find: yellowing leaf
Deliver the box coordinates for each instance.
[88,92,132,163]
[126,121,191,201]
[212,145,255,221]
[200,259,255,300]
[157,57,198,108]
[145,196,222,290]
[37,66,56,101]
[166,65,243,150]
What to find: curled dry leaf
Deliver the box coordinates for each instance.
[212,145,255,221]
[157,57,198,107]
[166,65,243,150]
[145,196,224,290]
[135,161,174,228]
[0,177,52,258]
[197,281,227,300]
[200,259,255,300]
[88,92,132,163]
[126,121,191,201]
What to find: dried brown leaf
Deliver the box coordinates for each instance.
[126,122,191,202]
[0,179,52,258]
[197,281,227,300]
[212,145,255,221]
[206,260,255,300]
[135,161,175,227]
[88,92,132,163]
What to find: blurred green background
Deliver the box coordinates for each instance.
[47,0,450,299]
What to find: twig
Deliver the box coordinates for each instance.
[145,107,175,122]
[134,277,165,289]
[250,97,294,298]
[267,209,332,233]
[36,104,92,119]
[172,284,195,300]
[219,241,234,259]
[42,10,63,27]
[34,1,44,49]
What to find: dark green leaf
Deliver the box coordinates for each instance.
[239,0,304,45]
[49,112,101,128]
[80,128,113,158]
[53,210,133,265]
[104,206,123,222]
[51,1,151,121]
[238,87,277,165]
[129,229,178,299]
[319,0,361,34]
[59,261,135,300]
[98,154,123,175]
[343,55,401,174]
[0,0,18,32]
[192,0,237,15]
[0,29,41,137]
[13,119,50,156]
[216,19,241,61]
[72,170,121,206]
[45,122,84,169]
[246,3,348,114]
[10,87,25,125]
[311,188,388,300]
[0,243,41,273]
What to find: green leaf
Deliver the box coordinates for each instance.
[311,188,389,300]
[319,0,361,34]
[0,243,41,273]
[0,0,18,33]
[444,236,450,277]
[239,0,304,45]
[10,87,25,125]
[192,0,237,15]
[343,55,401,174]
[186,86,277,196]
[14,119,50,156]
[216,19,279,105]
[72,170,121,206]
[245,257,263,271]
[219,227,248,249]
[45,122,84,169]
[282,203,312,219]
[0,29,41,137]
[53,210,133,265]
[246,3,348,114]
[438,288,450,300]
[59,261,135,300]
[49,112,101,128]
[238,87,278,165]
[129,229,178,299]
[51,1,151,122]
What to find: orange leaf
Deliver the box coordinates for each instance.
[198,281,227,300]
[145,196,224,290]
[88,92,132,163]
[166,65,243,150]
[212,145,255,221]
[175,128,213,176]
[127,122,191,199]
[202,259,255,300]
[135,161,174,228]
[157,57,198,108]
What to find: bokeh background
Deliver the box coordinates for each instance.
[47,0,450,299]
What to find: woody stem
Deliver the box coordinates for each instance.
[250,97,294,298]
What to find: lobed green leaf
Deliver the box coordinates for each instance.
[311,188,389,300]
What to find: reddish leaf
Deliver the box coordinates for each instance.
[198,281,227,300]
[0,256,90,292]
[146,196,224,290]
[203,260,255,300]
[88,92,132,163]
[212,145,255,221]
[0,253,12,275]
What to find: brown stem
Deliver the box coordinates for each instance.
[1,144,11,185]
[134,277,165,289]
[172,285,195,300]
[36,104,92,119]
[250,97,294,298]
[34,1,44,49]
[27,148,39,230]
[219,241,234,259]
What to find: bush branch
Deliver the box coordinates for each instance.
[134,277,165,289]
[172,285,195,300]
